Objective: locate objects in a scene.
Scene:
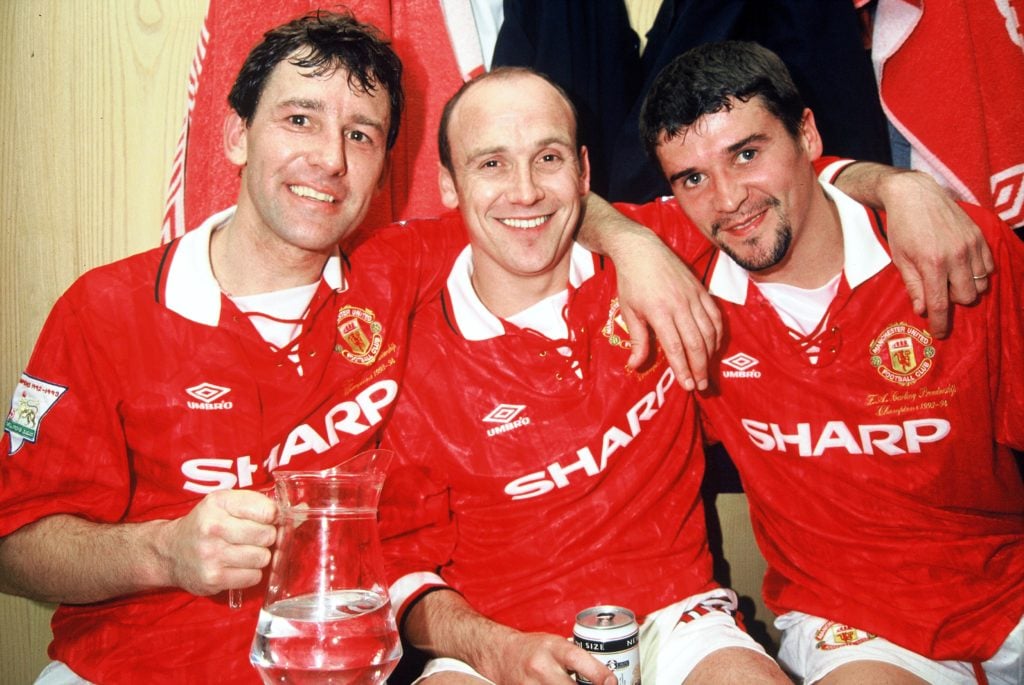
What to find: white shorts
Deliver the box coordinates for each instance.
[415,588,768,685]
[776,611,1024,685]
[34,662,92,685]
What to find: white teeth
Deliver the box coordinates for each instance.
[289,185,336,203]
[500,216,548,229]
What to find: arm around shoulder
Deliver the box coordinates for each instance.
[830,161,995,337]
[577,192,721,391]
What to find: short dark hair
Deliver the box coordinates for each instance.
[228,10,404,150]
[639,41,805,158]
[437,66,581,174]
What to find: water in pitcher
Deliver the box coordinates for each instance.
[252,588,400,684]
[249,450,402,684]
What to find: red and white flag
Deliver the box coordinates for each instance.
[873,0,1024,227]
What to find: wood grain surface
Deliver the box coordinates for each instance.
[0,2,207,681]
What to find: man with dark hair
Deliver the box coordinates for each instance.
[0,11,447,683]
[639,41,1024,684]
[226,11,404,150]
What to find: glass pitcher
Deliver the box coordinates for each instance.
[250,449,402,684]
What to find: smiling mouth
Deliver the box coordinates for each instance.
[289,185,336,203]
[499,215,551,229]
[714,201,777,236]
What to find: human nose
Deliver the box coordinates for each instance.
[507,164,543,205]
[711,173,747,213]
[308,130,347,175]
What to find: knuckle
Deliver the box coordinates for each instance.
[684,337,705,354]
[660,338,685,356]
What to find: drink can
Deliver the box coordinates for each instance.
[573,605,640,685]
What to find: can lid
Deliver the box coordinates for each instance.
[575,605,636,630]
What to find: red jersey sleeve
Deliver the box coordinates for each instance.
[814,155,850,182]
[378,431,458,622]
[1,279,133,536]
[351,211,468,314]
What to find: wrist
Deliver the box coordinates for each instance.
[877,168,943,207]
[136,518,176,590]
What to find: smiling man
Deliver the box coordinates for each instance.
[639,41,1024,685]
[378,67,795,685]
[0,12,454,684]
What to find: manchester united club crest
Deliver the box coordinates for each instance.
[869,322,936,386]
[335,306,383,365]
[814,621,876,651]
[601,298,632,349]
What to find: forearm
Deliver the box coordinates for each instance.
[831,161,948,210]
[404,588,515,669]
[404,588,616,684]
[0,514,170,604]
[577,192,662,258]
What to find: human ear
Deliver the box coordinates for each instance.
[799,108,823,161]
[223,112,248,166]
[438,164,459,209]
[577,145,592,196]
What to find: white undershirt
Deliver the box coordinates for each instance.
[755,273,841,335]
[756,273,841,364]
[230,282,319,374]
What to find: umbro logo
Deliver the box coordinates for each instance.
[185,383,234,410]
[186,383,231,402]
[483,404,531,437]
[721,353,762,379]
[483,404,525,423]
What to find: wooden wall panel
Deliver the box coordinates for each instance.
[0,1,207,681]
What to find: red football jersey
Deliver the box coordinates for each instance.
[696,184,1024,660]
[380,209,719,636]
[0,208,455,684]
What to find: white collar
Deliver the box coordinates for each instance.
[707,181,892,305]
[447,242,597,341]
[162,206,344,325]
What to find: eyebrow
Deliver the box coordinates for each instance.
[275,99,386,134]
[277,98,324,112]
[463,136,573,165]
[351,114,386,135]
[667,132,769,185]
